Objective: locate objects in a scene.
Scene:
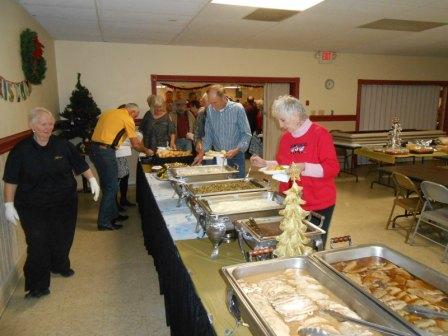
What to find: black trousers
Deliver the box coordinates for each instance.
[16,195,78,292]
[309,204,335,248]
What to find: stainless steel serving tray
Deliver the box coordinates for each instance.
[221,257,415,336]
[169,164,238,183]
[313,244,448,336]
[197,191,285,221]
[234,216,326,261]
[235,216,324,244]
[185,178,269,198]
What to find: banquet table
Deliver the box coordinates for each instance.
[379,165,448,187]
[136,162,253,336]
[354,147,448,188]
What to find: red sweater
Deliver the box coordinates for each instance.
[276,123,340,211]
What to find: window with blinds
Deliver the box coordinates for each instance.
[359,84,441,131]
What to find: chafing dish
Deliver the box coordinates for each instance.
[169,164,238,183]
[234,215,326,262]
[221,257,415,336]
[184,178,269,198]
[168,165,239,203]
[193,191,285,258]
[313,244,448,336]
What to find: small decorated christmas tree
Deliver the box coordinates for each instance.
[58,73,101,143]
[274,163,313,257]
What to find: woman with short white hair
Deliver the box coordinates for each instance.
[251,95,339,246]
[3,107,100,298]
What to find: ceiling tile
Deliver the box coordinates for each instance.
[20,0,95,8]
[99,9,192,26]
[22,4,97,20]
[97,0,206,15]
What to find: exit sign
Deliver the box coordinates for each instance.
[315,51,337,63]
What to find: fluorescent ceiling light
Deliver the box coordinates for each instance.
[211,0,324,11]
[224,85,240,89]
[156,85,166,89]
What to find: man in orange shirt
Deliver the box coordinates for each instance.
[90,103,153,231]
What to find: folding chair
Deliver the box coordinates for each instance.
[385,172,423,241]
[408,181,448,262]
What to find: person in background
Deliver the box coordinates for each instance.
[3,107,100,298]
[192,92,209,153]
[255,103,263,134]
[90,103,152,231]
[250,95,340,246]
[115,104,135,210]
[171,90,195,152]
[150,95,177,149]
[165,90,173,114]
[193,84,251,178]
[139,94,156,148]
[244,96,259,135]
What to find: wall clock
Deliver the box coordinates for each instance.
[325,79,335,90]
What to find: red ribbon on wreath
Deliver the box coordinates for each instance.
[32,36,44,59]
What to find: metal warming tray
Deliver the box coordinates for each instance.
[313,244,448,336]
[221,257,415,336]
[169,164,238,183]
[234,216,326,261]
[184,178,269,198]
[197,191,285,227]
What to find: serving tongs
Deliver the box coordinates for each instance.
[322,309,412,336]
[404,305,448,320]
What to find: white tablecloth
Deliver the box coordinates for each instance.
[145,173,199,241]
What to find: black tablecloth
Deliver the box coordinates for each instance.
[136,163,216,336]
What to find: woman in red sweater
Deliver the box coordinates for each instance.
[251,95,340,246]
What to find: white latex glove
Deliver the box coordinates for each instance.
[4,202,19,226]
[186,132,195,141]
[89,177,100,202]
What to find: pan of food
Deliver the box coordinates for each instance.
[169,164,238,183]
[184,178,269,197]
[234,216,326,262]
[313,244,448,335]
[221,256,415,336]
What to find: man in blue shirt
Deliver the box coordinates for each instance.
[193,84,251,178]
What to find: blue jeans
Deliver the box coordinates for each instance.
[176,138,193,152]
[226,151,245,178]
[89,145,118,227]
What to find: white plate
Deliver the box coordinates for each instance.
[259,165,289,175]
[151,165,163,171]
[157,146,169,151]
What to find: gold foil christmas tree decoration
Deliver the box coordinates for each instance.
[274,163,313,257]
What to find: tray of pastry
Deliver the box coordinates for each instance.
[221,256,415,336]
[313,244,448,335]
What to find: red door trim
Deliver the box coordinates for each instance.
[151,74,300,98]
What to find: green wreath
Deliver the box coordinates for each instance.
[20,29,46,85]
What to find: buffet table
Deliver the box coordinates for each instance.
[136,162,252,336]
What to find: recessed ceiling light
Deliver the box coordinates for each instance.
[211,0,324,11]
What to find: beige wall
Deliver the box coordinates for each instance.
[55,41,448,121]
[0,0,58,315]
[0,0,59,136]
